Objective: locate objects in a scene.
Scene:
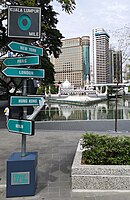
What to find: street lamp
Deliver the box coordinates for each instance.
[114,78,118,132]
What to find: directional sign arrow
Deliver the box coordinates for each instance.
[8,41,43,56]
[7,119,34,135]
[2,67,45,78]
[27,97,45,120]
[10,96,45,106]
[3,56,39,67]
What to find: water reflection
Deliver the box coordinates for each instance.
[35,98,130,121]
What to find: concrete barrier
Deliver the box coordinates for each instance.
[71,140,130,191]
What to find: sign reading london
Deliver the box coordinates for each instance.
[7,119,34,135]
[2,67,45,78]
[3,56,39,67]
[8,42,43,56]
[8,6,41,38]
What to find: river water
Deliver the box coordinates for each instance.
[35,97,130,121]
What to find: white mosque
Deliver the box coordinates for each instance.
[45,78,108,103]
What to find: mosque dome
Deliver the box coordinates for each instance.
[62,79,71,88]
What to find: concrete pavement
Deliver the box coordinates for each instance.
[1,128,130,199]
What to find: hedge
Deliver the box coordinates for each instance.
[81,132,130,165]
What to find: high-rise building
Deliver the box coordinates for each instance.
[51,36,90,87]
[109,49,122,83]
[92,28,110,84]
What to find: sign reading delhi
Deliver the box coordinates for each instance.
[10,96,44,106]
[3,56,39,67]
[2,67,45,78]
[8,42,43,56]
[7,119,34,135]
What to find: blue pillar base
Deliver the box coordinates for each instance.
[6,152,38,198]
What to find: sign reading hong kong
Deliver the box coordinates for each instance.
[10,96,44,106]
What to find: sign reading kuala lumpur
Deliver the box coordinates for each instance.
[8,6,41,38]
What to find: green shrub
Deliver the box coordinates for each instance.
[81,132,130,165]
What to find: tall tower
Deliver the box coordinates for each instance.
[51,36,90,88]
[82,36,90,84]
[109,49,122,83]
[92,28,110,84]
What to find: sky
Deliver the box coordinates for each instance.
[0,0,130,48]
[54,0,130,45]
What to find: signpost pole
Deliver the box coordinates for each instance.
[21,78,27,157]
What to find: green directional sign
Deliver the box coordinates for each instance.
[8,42,43,56]
[10,96,44,106]
[3,56,39,67]
[7,119,34,135]
[2,67,45,78]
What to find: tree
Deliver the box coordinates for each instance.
[108,25,130,81]
[109,25,130,65]
[0,0,75,57]
[0,0,75,94]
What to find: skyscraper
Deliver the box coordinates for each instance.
[92,28,110,84]
[109,49,122,83]
[51,36,90,87]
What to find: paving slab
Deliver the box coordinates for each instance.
[1,129,130,200]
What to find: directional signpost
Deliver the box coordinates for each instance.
[8,42,43,56]
[7,119,34,135]
[6,5,43,198]
[3,55,40,67]
[2,67,45,78]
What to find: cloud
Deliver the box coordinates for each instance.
[107,2,128,12]
[54,0,130,38]
[98,1,129,26]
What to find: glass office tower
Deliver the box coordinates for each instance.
[51,36,90,87]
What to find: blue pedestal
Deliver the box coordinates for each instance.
[6,152,38,198]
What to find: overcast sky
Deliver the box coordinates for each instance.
[54,0,130,44]
[1,1,130,47]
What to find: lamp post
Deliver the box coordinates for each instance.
[115,78,118,132]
